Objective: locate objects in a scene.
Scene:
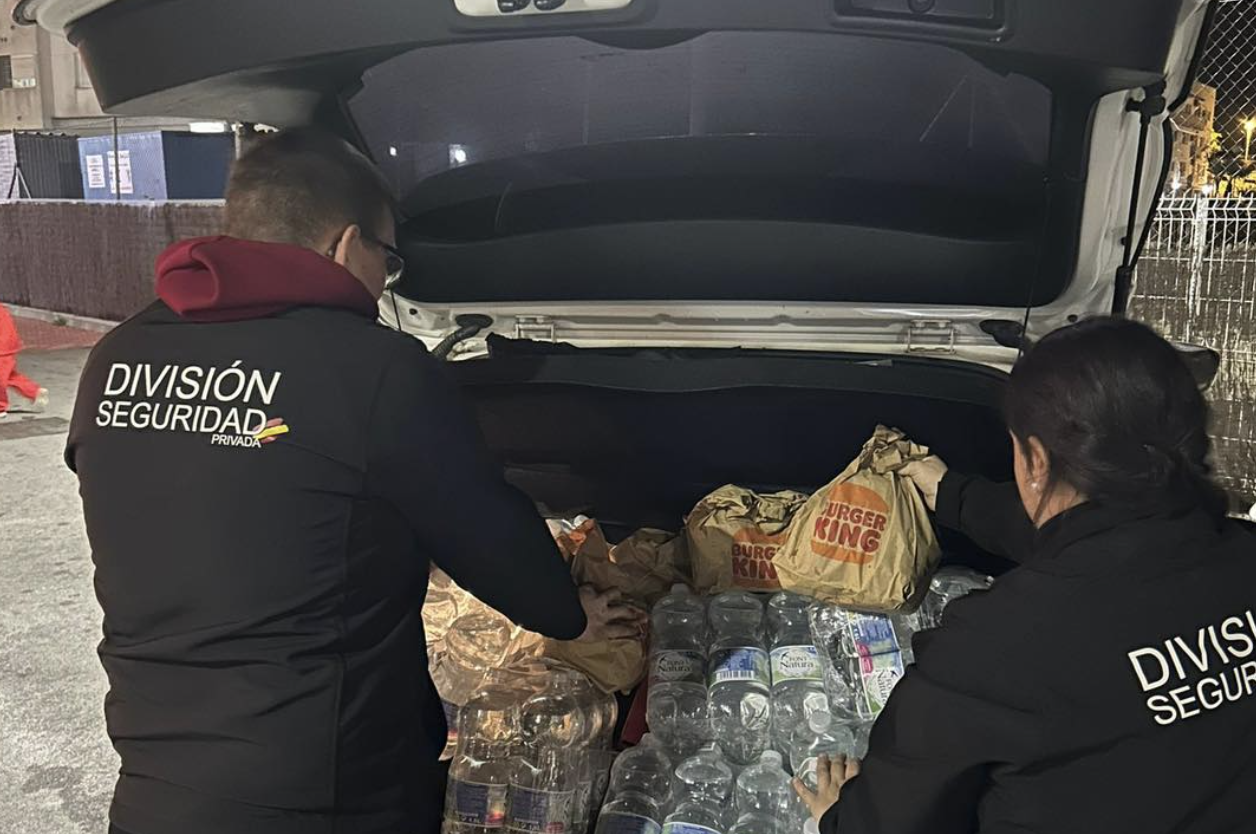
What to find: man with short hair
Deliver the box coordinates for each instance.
[68,128,638,834]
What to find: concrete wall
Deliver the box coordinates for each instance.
[1,4,189,133]
[36,28,104,124]
[0,13,44,130]
[0,201,224,320]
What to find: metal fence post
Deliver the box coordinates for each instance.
[112,116,121,203]
[1186,196,1210,329]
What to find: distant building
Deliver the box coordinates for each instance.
[1,5,193,135]
[1170,82,1218,194]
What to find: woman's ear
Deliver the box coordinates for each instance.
[1026,435,1051,488]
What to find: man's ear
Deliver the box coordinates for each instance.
[330,224,362,267]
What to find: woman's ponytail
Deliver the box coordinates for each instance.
[1004,318,1228,524]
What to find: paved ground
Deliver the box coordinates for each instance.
[1,346,117,834]
[14,318,105,352]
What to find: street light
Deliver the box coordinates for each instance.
[1244,117,1256,165]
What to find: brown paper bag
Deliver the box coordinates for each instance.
[774,426,940,612]
[685,485,808,593]
[544,519,683,692]
[602,528,690,606]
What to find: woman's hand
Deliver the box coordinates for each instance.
[793,754,862,823]
[575,586,648,642]
[901,456,949,512]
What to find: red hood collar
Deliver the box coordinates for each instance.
[156,236,379,322]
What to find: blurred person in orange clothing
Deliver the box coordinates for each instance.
[0,303,48,418]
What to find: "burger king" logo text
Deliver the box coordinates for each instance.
[729,528,786,590]
[810,483,888,564]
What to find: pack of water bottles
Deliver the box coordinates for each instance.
[594,734,804,834]
[630,568,990,834]
[437,557,988,834]
[645,585,861,770]
[441,661,619,834]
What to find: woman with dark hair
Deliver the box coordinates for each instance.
[798,316,1256,834]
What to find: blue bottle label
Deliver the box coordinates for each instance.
[709,646,770,688]
[508,785,575,833]
[449,779,508,827]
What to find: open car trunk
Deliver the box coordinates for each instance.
[452,338,1015,572]
[16,0,1217,557]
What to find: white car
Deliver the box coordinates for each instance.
[17,0,1221,551]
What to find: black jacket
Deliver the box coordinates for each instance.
[67,291,585,834]
[823,472,1256,834]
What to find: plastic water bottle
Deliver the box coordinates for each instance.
[597,792,666,834]
[594,688,620,749]
[594,735,674,834]
[851,720,873,760]
[648,585,710,759]
[508,669,587,834]
[432,612,515,706]
[765,593,828,756]
[569,673,608,834]
[443,675,524,834]
[808,605,907,722]
[728,814,778,834]
[788,711,858,792]
[585,685,621,827]
[889,614,918,667]
[606,734,674,802]
[730,751,793,834]
[707,592,772,766]
[664,745,734,834]
[921,567,993,628]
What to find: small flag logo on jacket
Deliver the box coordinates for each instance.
[254,418,289,445]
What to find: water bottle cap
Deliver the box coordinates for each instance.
[759,750,782,767]
[808,710,833,732]
[671,583,690,595]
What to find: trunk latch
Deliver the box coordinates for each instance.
[515,315,556,342]
[905,320,956,354]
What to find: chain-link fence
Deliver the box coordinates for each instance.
[1196,0,1256,187]
[1131,0,1256,511]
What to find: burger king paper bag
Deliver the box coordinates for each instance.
[685,485,808,593]
[775,426,940,612]
[545,518,676,692]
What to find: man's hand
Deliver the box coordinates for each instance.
[575,586,647,643]
[900,455,949,512]
[793,754,861,824]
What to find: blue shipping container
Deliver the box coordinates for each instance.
[78,131,233,201]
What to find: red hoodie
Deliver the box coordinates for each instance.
[156,236,379,323]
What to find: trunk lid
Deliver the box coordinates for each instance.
[18,0,1214,366]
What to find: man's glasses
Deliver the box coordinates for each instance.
[362,235,406,289]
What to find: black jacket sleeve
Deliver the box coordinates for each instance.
[365,341,586,640]
[820,600,1045,834]
[935,472,1035,564]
